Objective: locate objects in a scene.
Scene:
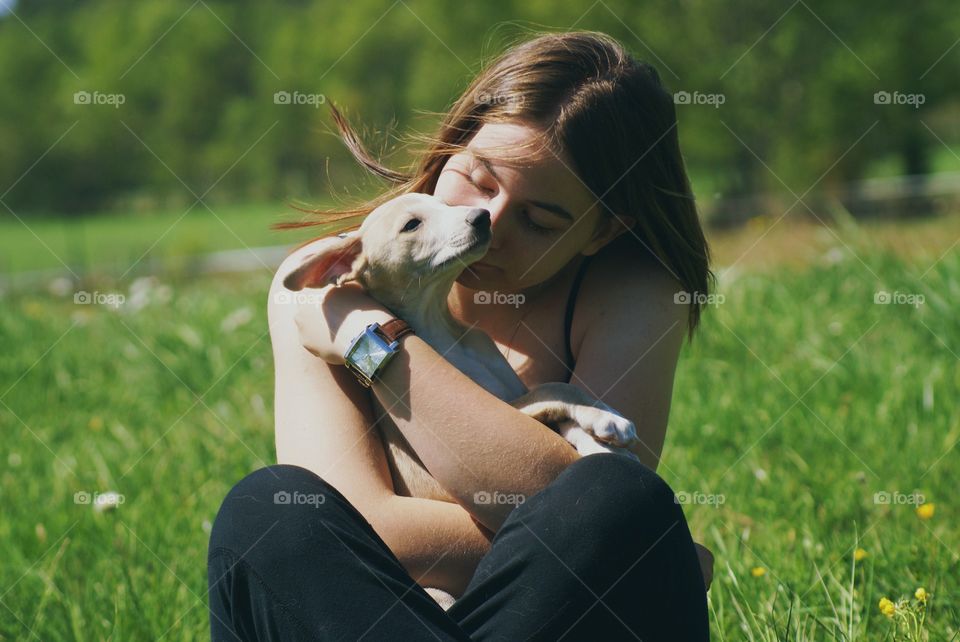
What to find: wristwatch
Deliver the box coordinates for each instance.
[343,319,415,387]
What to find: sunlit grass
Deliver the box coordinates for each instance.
[1,218,957,639]
[0,200,339,275]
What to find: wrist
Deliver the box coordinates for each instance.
[342,314,415,388]
[341,307,396,352]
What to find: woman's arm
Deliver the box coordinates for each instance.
[362,259,688,533]
[284,271,583,535]
[375,494,493,596]
[284,245,712,586]
[369,334,581,533]
[269,245,493,594]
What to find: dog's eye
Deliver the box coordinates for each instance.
[401,218,421,233]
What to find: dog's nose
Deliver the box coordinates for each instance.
[468,208,491,230]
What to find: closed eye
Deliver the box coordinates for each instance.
[464,170,554,234]
[520,208,552,234]
[464,173,495,196]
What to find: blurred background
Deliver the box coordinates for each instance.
[1,1,957,639]
[2,0,959,277]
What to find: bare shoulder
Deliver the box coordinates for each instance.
[570,242,689,372]
[565,244,690,466]
[574,244,689,348]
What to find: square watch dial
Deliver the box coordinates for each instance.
[348,331,391,379]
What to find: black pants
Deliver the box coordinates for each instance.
[207,454,709,641]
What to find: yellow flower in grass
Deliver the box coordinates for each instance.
[878,597,896,617]
[853,548,868,561]
[916,503,935,520]
[750,566,766,577]
[915,587,928,603]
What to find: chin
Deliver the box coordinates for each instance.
[454,269,486,288]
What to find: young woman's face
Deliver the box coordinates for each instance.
[433,122,621,293]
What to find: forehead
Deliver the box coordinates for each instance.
[466,123,598,221]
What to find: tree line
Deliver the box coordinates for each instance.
[1,0,957,219]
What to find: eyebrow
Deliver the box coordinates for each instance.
[475,154,576,222]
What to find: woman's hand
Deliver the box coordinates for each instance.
[290,281,394,365]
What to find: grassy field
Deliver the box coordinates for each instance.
[1,215,957,639]
[0,201,341,275]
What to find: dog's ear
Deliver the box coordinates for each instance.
[282,235,365,291]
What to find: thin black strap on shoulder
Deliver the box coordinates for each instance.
[564,255,594,372]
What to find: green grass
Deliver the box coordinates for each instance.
[0,200,344,275]
[672,241,959,639]
[1,224,958,639]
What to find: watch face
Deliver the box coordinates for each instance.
[346,330,392,379]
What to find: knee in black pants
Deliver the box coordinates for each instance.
[208,464,363,574]
[515,453,685,556]
[208,465,471,642]
[504,454,708,641]
[207,465,371,640]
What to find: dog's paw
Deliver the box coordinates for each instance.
[573,405,637,447]
[424,587,457,611]
[561,425,640,461]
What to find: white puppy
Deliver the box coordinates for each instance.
[283,192,639,609]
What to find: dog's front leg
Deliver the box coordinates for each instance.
[550,419,638,460]
[508,383,639,459]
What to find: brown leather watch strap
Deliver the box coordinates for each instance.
[375,318,415,343]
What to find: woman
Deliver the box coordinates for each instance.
[209,31,714,641]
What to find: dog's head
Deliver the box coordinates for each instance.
[282,193,491,302]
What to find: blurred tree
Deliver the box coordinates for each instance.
[0,0,956,220]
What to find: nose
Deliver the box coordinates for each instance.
[467,208,490,231]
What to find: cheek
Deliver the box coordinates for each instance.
[492,244,562,287]
[509,232,560,260]
[512,235,583,282]
[511,253,559,285]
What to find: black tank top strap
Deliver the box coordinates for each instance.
[563,255,594,374]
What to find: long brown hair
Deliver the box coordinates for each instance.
[276,30,713,337]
